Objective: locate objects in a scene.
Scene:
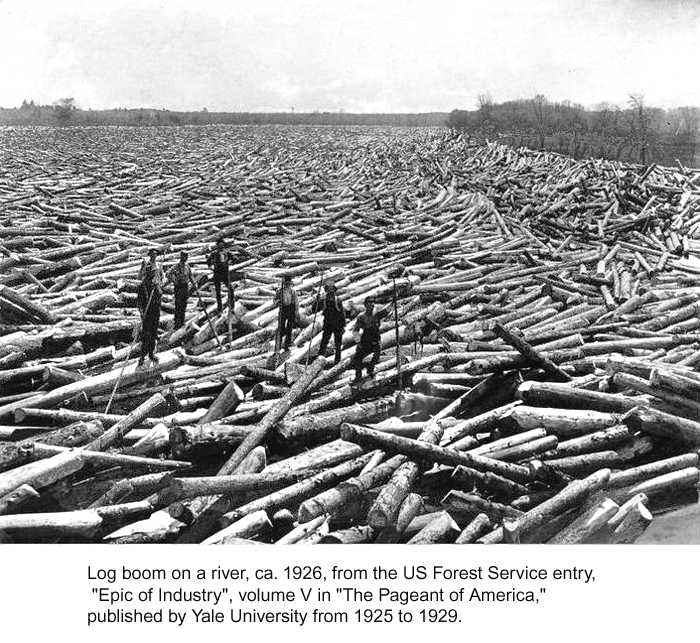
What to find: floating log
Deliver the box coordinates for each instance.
[1,128,698,544]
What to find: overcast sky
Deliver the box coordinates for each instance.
[0,0,698,112]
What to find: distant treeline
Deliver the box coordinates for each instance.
[448,95,699,167]
[0,100,446,128]
[2,97,698,167]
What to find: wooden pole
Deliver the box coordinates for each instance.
[189,273,223,351]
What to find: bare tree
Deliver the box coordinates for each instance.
[530,94,548,150]
[476,92,493,139]
[627,93,650,163]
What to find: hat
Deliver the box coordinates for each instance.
[283,275,292,283]
[325,283,337,292]
[148,248,159,256]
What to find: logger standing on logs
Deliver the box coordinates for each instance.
[275,275,298,352]
[318,283,346,365]
[352,296,388,383]
[206,238,234,314]
[166,251,192,330]
[137,248,164,367]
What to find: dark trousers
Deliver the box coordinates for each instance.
[213,272,233,313]
[173,283,188,329]
[319,324,344,364]
[280,304,295,349]
[140,289,161,358]
[353,339,381,378]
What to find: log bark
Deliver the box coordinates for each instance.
[0,450,84,498]
[516,380,638,413]
[0,509,103,540]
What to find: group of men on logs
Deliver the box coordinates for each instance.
[136,239,389,381]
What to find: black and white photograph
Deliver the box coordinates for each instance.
[0,0,698,549]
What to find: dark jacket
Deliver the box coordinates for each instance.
[275,284,298,309]
[321,293,346,328]
[207,248,231,278]
[138,259,164,291]
[356,309,388,343]
[166,262,192,288]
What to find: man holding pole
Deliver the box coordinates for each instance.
[318,283,345,365]
[166,251,191,330]
[137,248,164,366]
[275,275,298,351]
[206,238,233,314]
[351,297,388,382]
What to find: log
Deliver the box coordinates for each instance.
[89,472,173,508]
[84,393,167,451]
[442,489,524,522]
[406,511,460,544]
[218,357,326,475]
[623,406,700,444]
[320,525,375,544]
[0,450,84,498]
[0,349,185,421]
[0,285,56,324]
[625,467,700,499]
[548,498,619,544]
[198,380,244,424]
[297,454,405,523]
[0,484,40,516]
[493,322,571,381]
[0,509,103,540]
[2,125,700,546]
[608,453,699,488]
[450,465,528,500]
[506,406,621,438]
[276,398,394,444]
[276,515,328,544]
[29,443,191,471]
[215,454,372,530]
[516,380,638,413]
[608,498,653,544]
[455,512,492,544]
[341,423,531,483]
[201,510,272,544]
[480,469,611,543]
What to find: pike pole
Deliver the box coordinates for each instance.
[104,284,155,414]
[392,276,402,391]
[305,271,325,368]
[189,273,223,351]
